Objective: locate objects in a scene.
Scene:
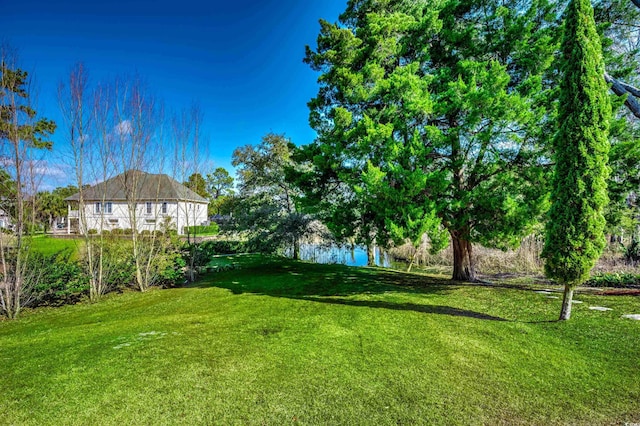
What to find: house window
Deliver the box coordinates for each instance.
[105,202,112,214]
[95,202,101,213]
[162,202,167,214]
[146,202,152,214]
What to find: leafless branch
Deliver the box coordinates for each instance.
[605,72,640,119]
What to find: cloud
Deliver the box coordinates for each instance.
[33,164,67,179]
[114,120,132,136]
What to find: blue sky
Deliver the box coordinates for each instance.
[2,0,346,189]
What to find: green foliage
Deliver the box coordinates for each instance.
[0,60,56,150]
[209,195,236,217]
[624,238,640,263]
[543,0,611,286]
[205,167,236,216]
[183,224,219,236]
[603,95,640,231]
[184,173,209,199]
[301,0,557,279]
[93,233,184,289]
[584,271,640,288]
[182,243,209,270]
[206,167,234,199]
[201,238,247,255]
[34,185,78,231]
[181,240,244,276]
[98,240,137,290]
[233,133,314,259]
[30,250,89,305]
[0,169,16,210]
[157,250,186,287]
[595,0,640,82]
[592,0,640,234]
[87,229,98,235]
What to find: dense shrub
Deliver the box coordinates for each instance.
[184,224,219,235]
[87,229,98,235]
[181,239,227,269]
[202,239,247,255]
[157,252,186,287]
[182,243,207,270]
[97,240,137,290]
[30,250,89,305]
[584,272,640,288]
[198,241,218,259]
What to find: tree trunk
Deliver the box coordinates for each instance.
[604,72,640,119]
[451,232,476,282]
[132,233,146,292]
[293,238,300,260]
[559,284,574,321]
[189,244,196,282]
[407,249,418,273]
[366,243,375,266]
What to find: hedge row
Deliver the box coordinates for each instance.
[183,224,220,235]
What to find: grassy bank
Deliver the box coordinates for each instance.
[0,255,638,424]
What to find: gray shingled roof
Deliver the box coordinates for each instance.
[65,170,208,203]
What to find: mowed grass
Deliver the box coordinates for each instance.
[0,255,638,425]
[27,235,83,258]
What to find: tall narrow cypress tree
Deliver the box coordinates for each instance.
[542,0,611,320]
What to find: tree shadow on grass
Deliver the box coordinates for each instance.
[193,257,453,296]
[294,296,508,321]
[192,256,508,321]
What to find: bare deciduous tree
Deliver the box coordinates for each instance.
[109,76,172,292]
[59,62,119,301]
[172,104,205,282]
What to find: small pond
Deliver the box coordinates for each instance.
[297,243,392,267]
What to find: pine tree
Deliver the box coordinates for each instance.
[0,48,55,318]
[542,0,611,320]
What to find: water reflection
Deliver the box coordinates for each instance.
[298,244,392,267]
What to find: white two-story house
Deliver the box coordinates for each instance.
[65,170,209,235]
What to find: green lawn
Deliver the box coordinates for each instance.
[0,255,638,425]
[27,235,83,258]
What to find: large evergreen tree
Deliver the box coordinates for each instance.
[542,0,611,320]
[302,0,557,281]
